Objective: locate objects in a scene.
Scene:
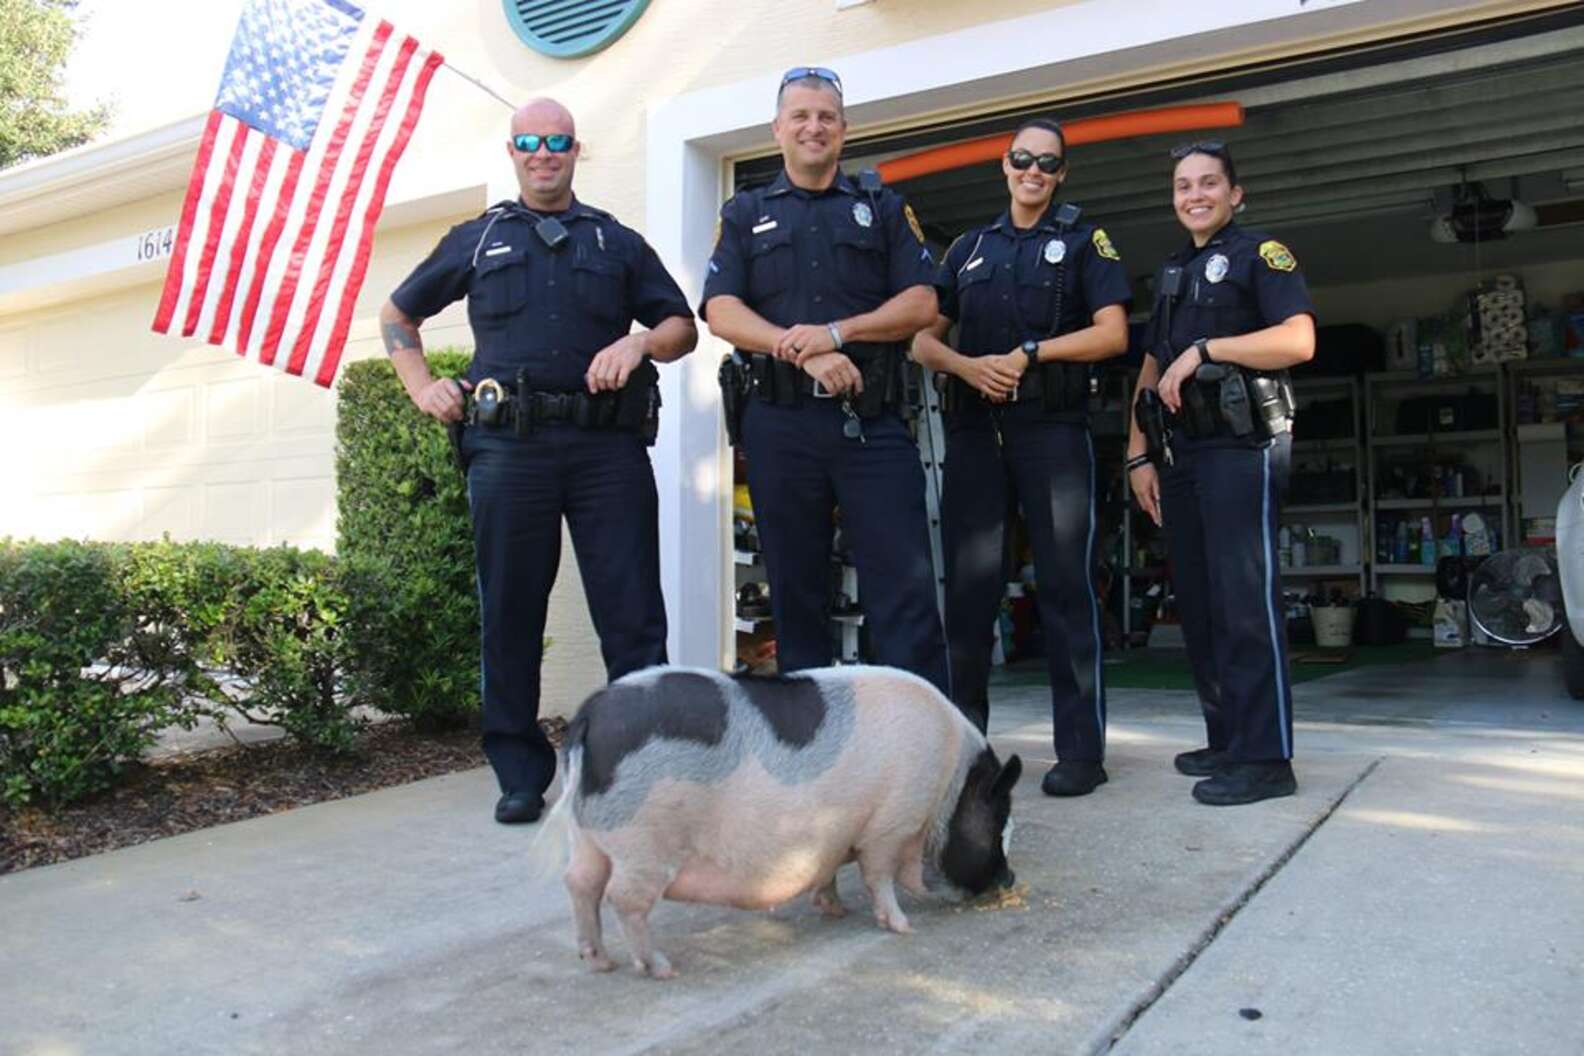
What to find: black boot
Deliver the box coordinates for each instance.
[1041,761,1108,797]
[1191,761,1296,806]
[495,792,546,824]
[1174,747,1226,777]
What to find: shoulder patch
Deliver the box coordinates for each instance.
[904,203,926,245]
[1092,227,1120,261]
[1260,240,1297,272]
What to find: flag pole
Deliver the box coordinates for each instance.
[442,61,516,111]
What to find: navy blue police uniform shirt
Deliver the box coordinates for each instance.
[1147,221,1314,371]
[391,197,691,392]
[699,169,936,326]
[935,205,1132,356]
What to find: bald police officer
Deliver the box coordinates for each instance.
[380,98,697,824]
[702,67,948,691]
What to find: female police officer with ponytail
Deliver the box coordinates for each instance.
[912,118,1131,798]
[1126,140,1315,806]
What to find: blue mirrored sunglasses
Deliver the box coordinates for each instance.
[513,133,575,154]
[779,66,843,94]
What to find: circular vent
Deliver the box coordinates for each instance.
[503,0,652,59]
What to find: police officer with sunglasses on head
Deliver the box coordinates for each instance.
[379,98,697,825]
[912,118,1131,797]
[1127,140,1315,806]
[703,67,948,692]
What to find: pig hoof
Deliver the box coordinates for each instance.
[581,951,616,973]
[813,893,848,919]
[876,912,913,935]
[638,954,676,980]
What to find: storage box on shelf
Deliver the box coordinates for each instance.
[1364,369,1509,595]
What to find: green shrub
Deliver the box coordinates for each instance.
[120,539,240,711]
[207,546,359,753]
[0,539,361,806]
[0,541,194,806]
[336,351,481,730]
[118,540,358,753]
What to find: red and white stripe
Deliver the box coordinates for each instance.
[153,19,443,388]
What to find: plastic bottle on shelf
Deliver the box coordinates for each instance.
[1279,525,1292,568]
[1395,519,1410,563]
[1420,516,1436,566]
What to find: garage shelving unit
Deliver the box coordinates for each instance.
[1284,376,1368,594]
[1364,368,1510,594]
[1506,358,1584,542]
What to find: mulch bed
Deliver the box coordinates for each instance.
[0,717,566,876]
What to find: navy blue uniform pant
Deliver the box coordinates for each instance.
[741,398,948,693]
[1159,434,1293,763]
[942,405,1105,759]
[463,424,667,797]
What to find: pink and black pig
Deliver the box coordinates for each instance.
[530,665,1022,979]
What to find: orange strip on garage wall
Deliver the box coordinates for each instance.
[874,102,1245,183]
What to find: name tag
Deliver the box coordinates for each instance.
[484,244,513,257]
[751,220,779,234]
[964,257,984,271]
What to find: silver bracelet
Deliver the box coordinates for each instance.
[826,321,844,351]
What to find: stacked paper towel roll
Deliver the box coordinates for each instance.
[1470,276,1527,363]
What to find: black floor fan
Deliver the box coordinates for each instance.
[1467,548,1565,647]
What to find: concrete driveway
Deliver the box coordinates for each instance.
[3,650,1580,1055]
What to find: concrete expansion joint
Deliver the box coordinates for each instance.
[1093,756,1386,1055]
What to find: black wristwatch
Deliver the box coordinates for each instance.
[1194,337,1212,363]
[1022,339,1040,370]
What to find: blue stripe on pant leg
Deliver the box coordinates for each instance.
[468,476,487,712]
[1259,447,1292,759]
[1084,431,1105,751]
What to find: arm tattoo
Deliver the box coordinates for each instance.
[382,318,423,356]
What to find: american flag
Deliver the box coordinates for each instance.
[153,0,444,387]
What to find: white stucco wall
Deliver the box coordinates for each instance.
[2,0,1572,707]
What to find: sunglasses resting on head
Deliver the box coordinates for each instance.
[780,66,843,94]
[1169,138,1226,160]
[1169,139,1238,185]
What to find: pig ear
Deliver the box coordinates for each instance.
[991,754,1022,801]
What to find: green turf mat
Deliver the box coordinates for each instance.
[990,641,1447,692]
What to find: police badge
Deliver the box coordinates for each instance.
[1205,253,1230,284]
[1044,238,1066,265]
[853,201,874,228]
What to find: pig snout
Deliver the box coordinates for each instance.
[995,865,1016,890]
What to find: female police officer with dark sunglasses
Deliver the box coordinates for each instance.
[1126,140,1316,806]
[913,118,1131,797]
